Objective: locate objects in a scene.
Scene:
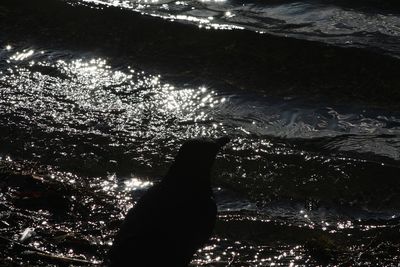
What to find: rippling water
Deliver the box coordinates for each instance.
[1,43,400,265]
[78,0,400,57]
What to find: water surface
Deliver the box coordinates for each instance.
[79,0,400,57]
[1,44,399,266]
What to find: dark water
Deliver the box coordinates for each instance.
[1,0,400,266]
[81,0,400,57]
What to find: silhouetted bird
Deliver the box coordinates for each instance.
[108,137,230,267]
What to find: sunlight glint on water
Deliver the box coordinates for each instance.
[78,0,400,57]
[0,46,400,266]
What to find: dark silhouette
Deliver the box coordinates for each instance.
[108,137,230,267]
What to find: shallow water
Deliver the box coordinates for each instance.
[79,0,400,57]
[1,44,400,265]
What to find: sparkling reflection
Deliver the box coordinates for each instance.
[123,177,153,191]
[0,46,399,266]
[80,0,400,57]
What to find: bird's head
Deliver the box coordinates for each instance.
[164,137,230,188]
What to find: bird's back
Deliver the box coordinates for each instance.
[108,137,229,267]
[108,181,217,267]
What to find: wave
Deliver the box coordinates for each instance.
[1,0,400,109]
[77,0,400,58]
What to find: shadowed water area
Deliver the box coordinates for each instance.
[81,0,400,57]
[1,0,400,266]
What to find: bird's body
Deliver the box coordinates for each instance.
[108,137,229,267]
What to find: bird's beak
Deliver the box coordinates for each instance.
[216,136,230,149]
